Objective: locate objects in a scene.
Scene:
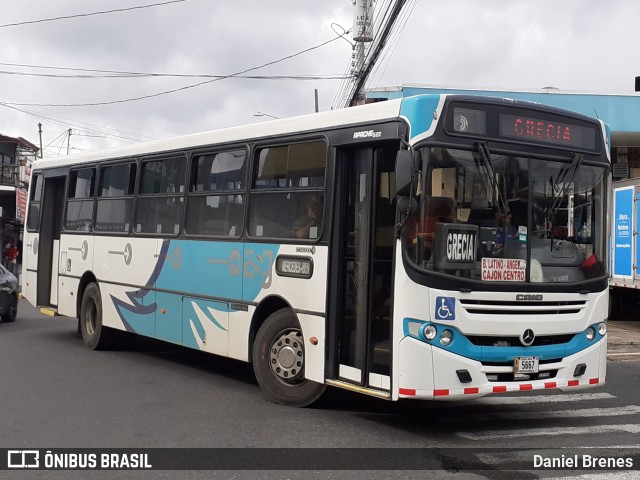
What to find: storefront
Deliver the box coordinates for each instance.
[0,134,39,283]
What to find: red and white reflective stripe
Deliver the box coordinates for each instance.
[398,388,416,396]
[399,377,603,397]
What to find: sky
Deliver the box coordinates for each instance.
[0,0,638,157]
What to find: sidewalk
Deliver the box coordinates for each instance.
[607,321,640,359]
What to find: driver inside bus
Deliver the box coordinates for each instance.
[482,206,517,248]
[293,193,323,239]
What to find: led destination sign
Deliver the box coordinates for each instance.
[499,114,597,150]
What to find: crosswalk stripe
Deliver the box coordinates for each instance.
[473,392,615,405]
[458,423,640,441]
[548,473,638,479]
[445,405,640,423]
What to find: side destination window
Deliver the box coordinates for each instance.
[135,156,186,235]
[26,173,44,231]
[186,148,246,237]
[95,162,137,233]
[64,167,95,232]
[249,140,326,240]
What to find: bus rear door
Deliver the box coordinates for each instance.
[35,174,66,308]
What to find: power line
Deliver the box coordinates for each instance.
[0,0,188,29]
[0,102,154,144]
[339,0,410,108]
[369,0,418,89]
[2,32,350,107]
[0,68,350,80]
[0,62,350,80]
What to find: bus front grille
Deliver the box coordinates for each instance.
[467,334,575,347]
[459,299,587,316]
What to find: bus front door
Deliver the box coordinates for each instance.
[331,145,396,393]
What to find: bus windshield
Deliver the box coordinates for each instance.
[404,146,609,284]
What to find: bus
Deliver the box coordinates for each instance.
[22,95,610,406]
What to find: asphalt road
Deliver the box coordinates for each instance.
[2,301,639,480]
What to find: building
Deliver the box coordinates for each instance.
[0,134,39,276]
[366,84,640,179]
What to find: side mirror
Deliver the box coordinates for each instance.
[395,150,414,197]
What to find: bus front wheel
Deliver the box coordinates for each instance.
[252,309,325,407]
[80,283,116,350]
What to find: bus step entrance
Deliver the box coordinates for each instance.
[325,379,391,400]
[39,307,58,316]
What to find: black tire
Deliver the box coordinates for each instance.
[252,309,326,407]
[1,295,17,322]
[80,283,117,350]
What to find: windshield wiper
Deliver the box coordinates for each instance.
[475,142,508,215]
[545,153,583,244]
[549,153,583,215]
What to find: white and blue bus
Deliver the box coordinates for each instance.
[23,95,610,406]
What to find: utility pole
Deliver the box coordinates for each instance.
[66,128,72,155]
[347,0,408,107]
[314,89,319,113]
[349,0,374,106]
[38,123,43,158]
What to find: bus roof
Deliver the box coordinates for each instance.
[32,93,606,171]
[33,97,407,170]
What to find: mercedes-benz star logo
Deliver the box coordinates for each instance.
[520,329,535,346]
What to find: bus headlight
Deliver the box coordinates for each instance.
[422,324,437,341]
[585,327,596,341]
[598,323,607,336]
[440,330,453,346]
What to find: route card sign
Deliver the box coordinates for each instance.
[481,257,526,282]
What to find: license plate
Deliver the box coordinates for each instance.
[514,356,539,374]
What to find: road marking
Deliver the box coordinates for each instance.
[474,392,615,405]
[445,405,640,423]
[458,423,640,440]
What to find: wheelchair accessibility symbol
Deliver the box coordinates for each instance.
[435,296,456,320]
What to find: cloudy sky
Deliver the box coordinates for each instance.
[0,0,638,156]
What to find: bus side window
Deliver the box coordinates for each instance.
[250,140,326,240]
[136,156,185,236]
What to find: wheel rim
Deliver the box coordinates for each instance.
[85,299,97,336]
[269,328,305,385]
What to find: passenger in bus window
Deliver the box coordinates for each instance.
[293,193,322,239]
[408,196,455,265]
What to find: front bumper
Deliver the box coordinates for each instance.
[397,333,607,400]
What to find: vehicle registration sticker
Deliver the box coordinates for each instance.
[514,356,539,374]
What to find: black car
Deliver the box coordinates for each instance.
[0,264,18,322]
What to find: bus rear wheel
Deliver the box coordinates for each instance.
[252,309,325,407]
[80,283,117,350]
